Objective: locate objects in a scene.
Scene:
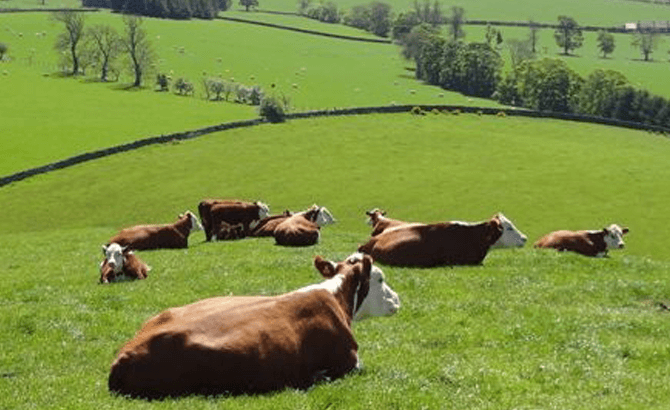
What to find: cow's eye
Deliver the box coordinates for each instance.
[378,277,384,284]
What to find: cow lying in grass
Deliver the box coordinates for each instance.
[108,211,203,251]
[366,208,416,237]
[534,224,629,257]
[108,253,400,398]
[198,199,269,241]
[274,205,335,246]
[249,210,294,237]
[358,214,522,266]
[100,243,150,284]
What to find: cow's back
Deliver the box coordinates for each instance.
[109,292,357,397]
[274,217,320,246]
[109,225,186,250]
[251,213,292,237]
[534,230,604,256]
[360,222,499,266]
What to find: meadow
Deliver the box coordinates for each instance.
[1,113,670,409]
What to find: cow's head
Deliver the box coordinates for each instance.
[489,213,527,249]
[315,206,336,227]
[100,243,127,283]
[182,211,204,232]
[365,208,386,225]
[313,253,400,321]
[602,224,629,250]
[255,201,270,219]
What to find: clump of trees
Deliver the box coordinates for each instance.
[401,24,502,98]
[300,1,342,24]
[82,0,232,19]
[343,1,392,37]
[52,11,156,87]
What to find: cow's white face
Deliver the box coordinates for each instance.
[490,213,527,249]
[256,201,270,219]
[316,207,336,227]
[184,211,203,231]
[603,224,629,250]
[102,243,126,274]
[346,253,400,321]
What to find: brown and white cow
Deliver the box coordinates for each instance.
[108,211,203,251]
[100,243,150,284]
[366,209,527,249]
[357,214,507,267]
[534,224,629,257]
[274,205,336,247]
[249,210,294,237]
[108,253,400,398]
[198,199,270,242]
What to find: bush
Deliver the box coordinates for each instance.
[0,43,7,61]
[174,77,194,96]
[305,2,341,23]
[156,73,170,91]
[259,94,289,123]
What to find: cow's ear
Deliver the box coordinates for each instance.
[102,244,108,255]
[622,227,629,234]
[314,256,337,278]
[361,254,373,275]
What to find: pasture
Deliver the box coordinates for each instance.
[1,113,670,409]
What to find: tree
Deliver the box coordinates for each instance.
[454,42,502,97]
[297,0,311,14]
[239,0,258,11]
[506,38,534,71]
[528,19,539,53]
[576,69,629,117]
[52,11,86,75]
[86,24,121,81]
[399,22,439,62]
[632,31,660,61]
[392,10,421,40]
[121,15,156,87]
[446,6,465,41]
[514,58,583,112]
[554,15,583,55]
[596,30,615,58]
[367,1,392,37]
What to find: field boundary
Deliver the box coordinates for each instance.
[217,15,392,43]
[1,105,668,188]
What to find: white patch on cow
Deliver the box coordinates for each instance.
[186,211,204,231]
[249,220,260,230]
[316,207,336,227]
[354,262,400,321]
[296,270,344,295]
[603,224,627,250]
[490,213,528,249]
[256,201,270,219]
[382,222,424,234]
[103,243,126,274]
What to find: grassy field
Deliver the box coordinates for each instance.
[1,11,497,176]
[1,113,670,409]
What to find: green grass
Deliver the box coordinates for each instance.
[1,114,670,409]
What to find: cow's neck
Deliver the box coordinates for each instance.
[173,216,192,237]
[298,273,365,324]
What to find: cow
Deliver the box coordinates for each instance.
[108,211,203,251]
[366,209,527,249]
[274,205,335,247]
[365,209,414,236]
[108,253,400,398]
[534,224,629,257]
[100,243,150,284]
[249,210,294,237]
[198,200,270,242]
[357,214,508,267]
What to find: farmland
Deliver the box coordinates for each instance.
[2,2,670,409]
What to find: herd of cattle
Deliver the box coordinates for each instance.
[101,199,629,398]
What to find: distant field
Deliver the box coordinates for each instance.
[0,11,495,176]
[1,114,670,409]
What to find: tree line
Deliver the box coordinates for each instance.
[82,0,232,19]
[398,14,670,129]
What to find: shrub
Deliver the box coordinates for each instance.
[174,77,194,96]
[410,106,425,115]
[0,43,7,61]
[259,94,289,123]
[248,85,264,105]
[156,73,170,91]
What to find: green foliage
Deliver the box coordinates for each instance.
[0,42,7,61]
[102,0,226,19]
[504,58,583,113]
[554,15,583,55]
[412,0,443,26]
[305,1,341,23]
[391,10,421,40]
[576,69,629,117]
[596,30,615,58]
[446,5,465,41]
[259,93,289,122]
[343,1,392,37]
[156,72,171,91]
[173,77,194,95]
[52,10,87,75]
[239,0,259,11]
[631,31,660,62]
